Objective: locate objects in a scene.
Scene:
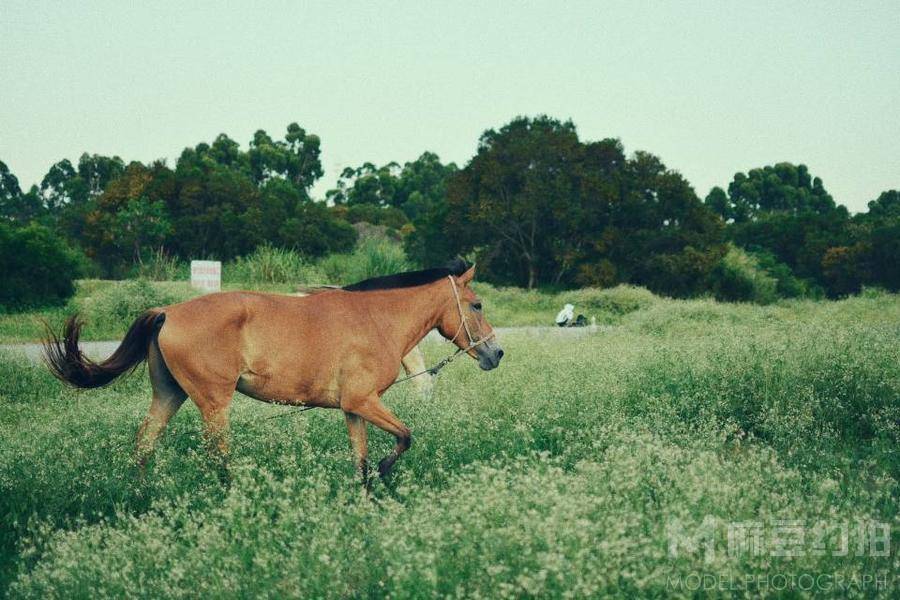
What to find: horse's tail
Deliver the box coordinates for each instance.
[43,310,165,389]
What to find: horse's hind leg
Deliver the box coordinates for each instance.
[168,379,234,476]
[136,339,187,468]
[154,360,237,481]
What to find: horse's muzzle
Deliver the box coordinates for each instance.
[476,341,504,371]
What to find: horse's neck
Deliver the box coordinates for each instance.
[363,283,447,358]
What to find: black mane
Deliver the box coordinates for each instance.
[342,258,470,292]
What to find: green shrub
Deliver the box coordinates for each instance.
[0,222,86,311]
[73,279,191,332]
[752,249,810,298]
[566,285,659,316]
[709,245,778,304]
[225,245,326,286]
[318,237,412,285]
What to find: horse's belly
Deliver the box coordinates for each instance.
[236,373,340,408]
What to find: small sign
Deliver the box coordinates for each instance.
[190,260,221,292]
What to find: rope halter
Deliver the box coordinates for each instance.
[393,275,496,383]
[446,275,495,355]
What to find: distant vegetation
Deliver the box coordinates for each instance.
[0,261,670,343]
[0,239,409,343]
[1,116,897,311]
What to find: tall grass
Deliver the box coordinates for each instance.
[74,279,195,331]
[318,237,413,285]
[224,245,326,286]
[130,248,189,282]
[222,238,412,288]
[0,294,897,597]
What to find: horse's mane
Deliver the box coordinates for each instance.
[342,258,470,292]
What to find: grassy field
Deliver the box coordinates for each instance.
[0,292,898,597]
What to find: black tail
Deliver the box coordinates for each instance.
[43,311,165,388]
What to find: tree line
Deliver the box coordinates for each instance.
[1,116,897,307]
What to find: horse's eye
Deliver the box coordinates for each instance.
[471,302,482,312]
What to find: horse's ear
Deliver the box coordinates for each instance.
[457,264,476,285]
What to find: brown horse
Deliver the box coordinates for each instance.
[43,261,503,483]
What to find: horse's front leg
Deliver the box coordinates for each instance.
[401,346,433,399]
[344,395,411,479]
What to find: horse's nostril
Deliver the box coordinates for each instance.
[497,349,504,360]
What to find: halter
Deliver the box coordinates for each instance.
[393,275,496,383]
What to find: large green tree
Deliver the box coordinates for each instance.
[0,160,44,223]
[436,116,724,292]
[840,189,900,293]
[605,152,725,297]
[393,151,457,220]
[0,160,22,211]
[76,161,174,275]
[0,221,84,309]
[38,153,126,244]
[442,117,584,288]
[248,177,356,257]
[41,153,126,211]
[705,163,836,223]
[327,162,402,207]
[326,152,459,261]
[167,140,262,260]
[165,125,351,261]
[706,163,852,295]
[328,152,456,216]
[248,123,323,193]
[45,123,351,274]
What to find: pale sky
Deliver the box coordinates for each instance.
[2,1,898,213]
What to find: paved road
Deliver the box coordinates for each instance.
[1,326,606,363]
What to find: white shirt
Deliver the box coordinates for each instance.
[555,303,574,325]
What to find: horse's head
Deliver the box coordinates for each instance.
[436,265,504,371]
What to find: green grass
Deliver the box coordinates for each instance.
[0,293,897,597]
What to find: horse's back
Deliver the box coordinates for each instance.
[155,291,349,401]
[150,287,431,409]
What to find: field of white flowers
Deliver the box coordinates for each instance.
[1,291,898,597]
